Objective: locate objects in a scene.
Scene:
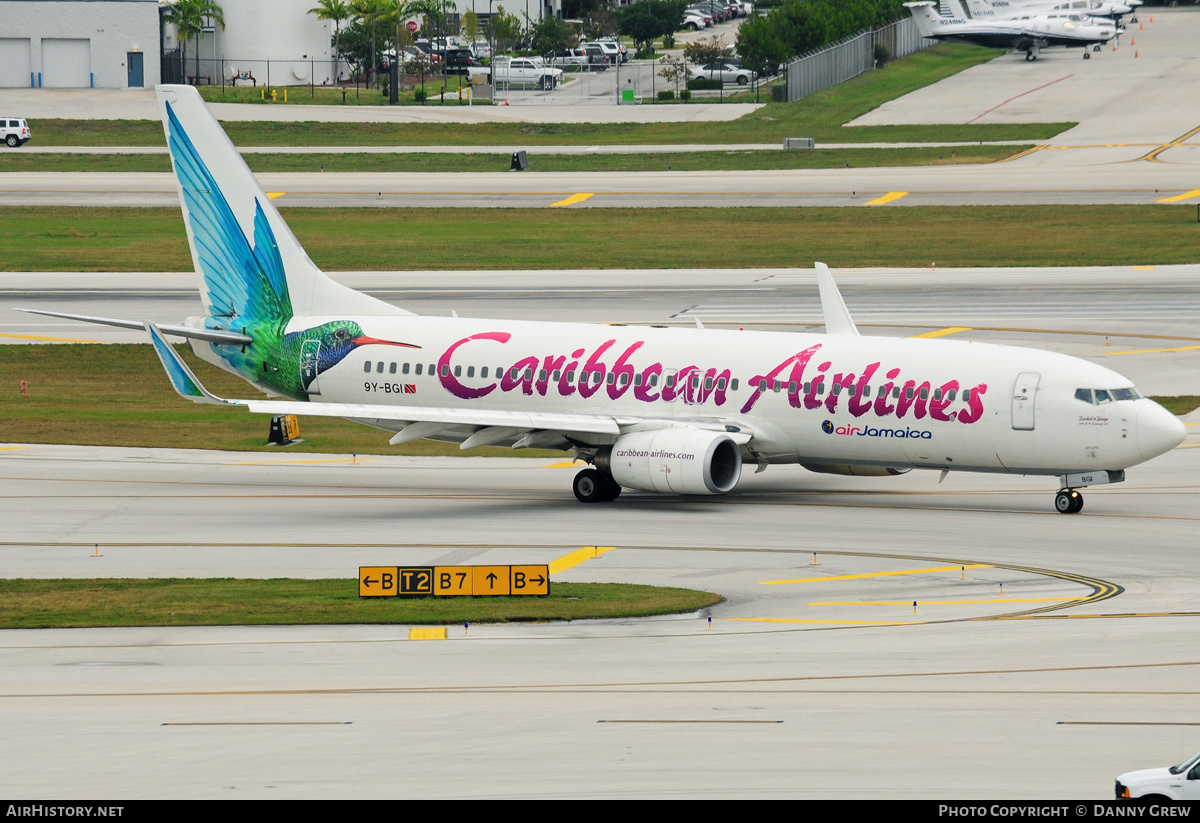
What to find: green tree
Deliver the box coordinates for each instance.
[491,5,524,54]
[309,0,352,84]
[351,0,390,86]
[529,16,574,62]
[618,1,684,57]
[462,10,482,50]
[164,0,225,82]
[683,34,728,69]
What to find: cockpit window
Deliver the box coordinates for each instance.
[1076,387,1141,405]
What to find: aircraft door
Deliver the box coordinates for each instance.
[300,338,322,396]
[1011,371,1040,431]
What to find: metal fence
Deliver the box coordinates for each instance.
[784,17,933,103]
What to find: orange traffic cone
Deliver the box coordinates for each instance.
[1130,37,1135,45]
[1139,22,1143,30]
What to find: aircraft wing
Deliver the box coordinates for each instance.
[145,322,753,450]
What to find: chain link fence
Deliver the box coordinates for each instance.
[784,18,933,103]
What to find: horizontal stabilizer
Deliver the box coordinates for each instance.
[144,322,231,405]
[17,308,252,346]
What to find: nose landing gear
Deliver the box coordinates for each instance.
[1055,488,1084,514]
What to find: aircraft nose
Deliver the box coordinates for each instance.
[1136,402,1186,460]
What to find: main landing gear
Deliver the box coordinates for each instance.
[573,468,622,503]
[1083,51,1091,59]
[1055,488,1084,514]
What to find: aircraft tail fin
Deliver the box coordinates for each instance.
[904,2,941,36]
[155,85,409,322]
[939,0,973,20]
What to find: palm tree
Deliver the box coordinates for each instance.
[351,0,390,87]
[308,0,351,85]
[164,0,226,83]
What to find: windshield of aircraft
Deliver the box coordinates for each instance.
[1075,387,1142,404]
[1169,750,1200,775]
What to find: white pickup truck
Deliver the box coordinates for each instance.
[1115,749,1200,800]
[470,57,563,89]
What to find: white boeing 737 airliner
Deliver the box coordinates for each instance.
[21,86,1185,512]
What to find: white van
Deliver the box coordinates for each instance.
[2,118,32,148]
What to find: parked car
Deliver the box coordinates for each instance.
[547,48,608,70]
[689,62,757,85]
[489,57,564,89]
[1116,750,1200,801]
[682,11,710,29]
[2,117,31,148]
[580,40,624,65]
[442,49,479,75]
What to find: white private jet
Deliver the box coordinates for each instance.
[966,0,1138,25]
[906,0,1118,60]
[20,85,1185,512]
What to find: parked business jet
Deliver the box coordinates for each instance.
[20,85,1184,512]
[965,0,1137,26]
[906,0,1118,60]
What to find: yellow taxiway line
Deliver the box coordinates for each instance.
[0,332,105,343]
[551,192,595,207]
[808,598,1074,606]
[266,192,286,200]
[865,191,908,206]
[1157,189,1200,204]
[1104,344,1200,355]
[760,563,992,586]
[910,327,972,339]
[228,457,376,465]
[726,617,912,626]
[549,546,612,574]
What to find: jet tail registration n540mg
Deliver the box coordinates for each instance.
[20,85,1185,513]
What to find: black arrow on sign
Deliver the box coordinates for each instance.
[362,576,376,587]
[486,572,498,587]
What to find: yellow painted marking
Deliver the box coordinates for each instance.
[543,459,586,469]
[1104,345,1200,355]
[726,617,911,626]
[760,564,991,586]
[865,191,908,206]
[408,627,447,640]
[1139,124,1200,163]
[1132,266,1157,270]
[0,332,105,343]
[0,446,31,451]
[1156,189,1200,204]
[228,457,376,465]
[998,144,1048,162]
[266,192,286,200]
[550,192,594,207]
[549,546,612,575]
[910,327,972,339]
[808,598,1074,606]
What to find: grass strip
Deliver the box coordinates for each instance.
[1152,396,1200,415]
[26,45,1071,148]
[0,144,1025,174]
[0,343,565,457]
[0,579,722,628]
[4,205,1200,272]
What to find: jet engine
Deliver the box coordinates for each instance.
[598,429,743,495]
[801,463,910,477]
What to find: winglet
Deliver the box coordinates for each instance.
[144,322,229,405]
[815,263,859,336]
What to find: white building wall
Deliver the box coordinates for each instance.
[0,0,160,88]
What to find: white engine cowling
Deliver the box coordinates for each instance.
[603,429,743,495]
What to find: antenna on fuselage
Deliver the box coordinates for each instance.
[815,262,860,336]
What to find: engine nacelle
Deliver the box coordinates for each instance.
[601,429,743,495]
[801,463,910,477]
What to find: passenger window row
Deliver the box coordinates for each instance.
[363,360,740,393]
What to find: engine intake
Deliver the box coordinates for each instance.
[601,429,743,495]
